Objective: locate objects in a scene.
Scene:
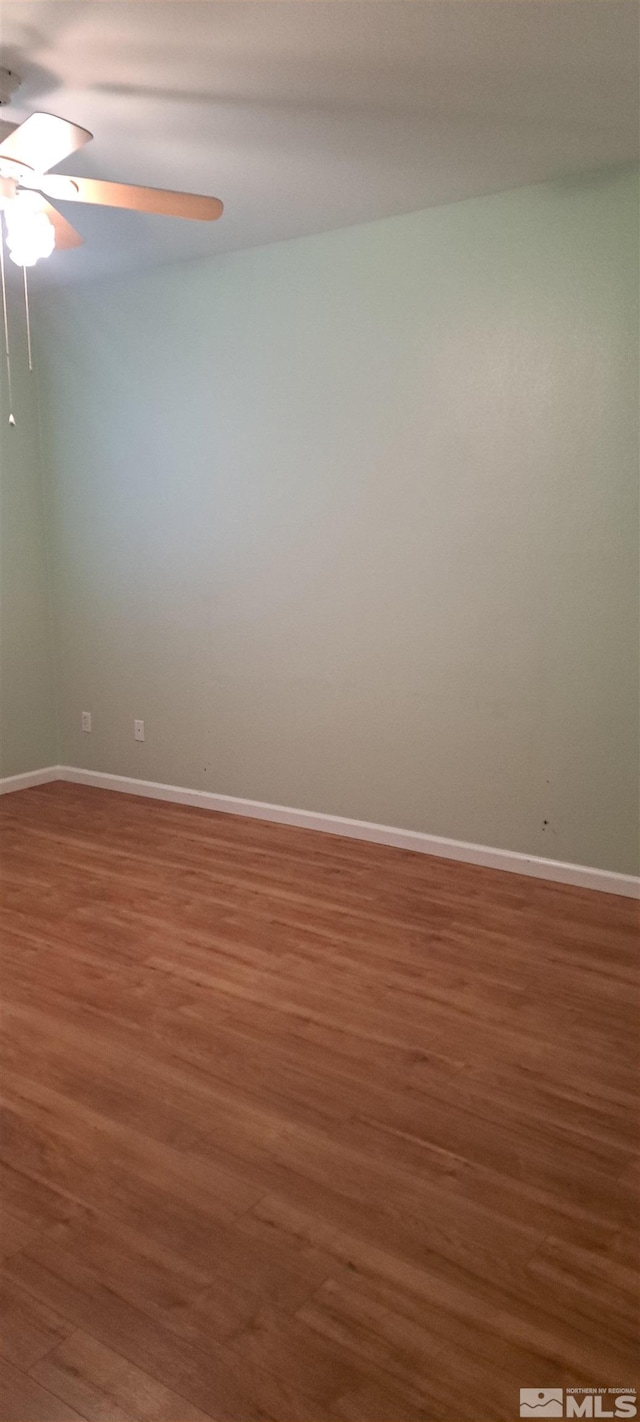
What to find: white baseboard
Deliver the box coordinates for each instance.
[0,765,61,796]
[1,763,636,898]
[45,764,638,899]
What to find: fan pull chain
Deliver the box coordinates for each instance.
[0,216,16,426]
[22,264,33,372]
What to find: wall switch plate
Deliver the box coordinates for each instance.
[81,711,92,733]
[134,719,145,741]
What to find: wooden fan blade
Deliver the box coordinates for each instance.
[41,200,84,251]
[0,113,92,173]
[36,173,223,221]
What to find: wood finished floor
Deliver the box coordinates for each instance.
[0,782,637,1422]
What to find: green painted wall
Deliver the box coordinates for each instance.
[0,286,57,776]
[35,168,639,872]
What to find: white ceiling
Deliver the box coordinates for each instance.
[0,1,638,286]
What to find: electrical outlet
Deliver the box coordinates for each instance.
[81,711,92,733]
[134,719,145,742]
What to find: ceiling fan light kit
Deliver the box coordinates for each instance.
[0,80,223,423]
[4,190,55,266]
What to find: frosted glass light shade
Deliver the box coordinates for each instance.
[5,193,55,266]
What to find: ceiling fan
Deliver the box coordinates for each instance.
[0,75,223,424]
[0,92,223,268]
